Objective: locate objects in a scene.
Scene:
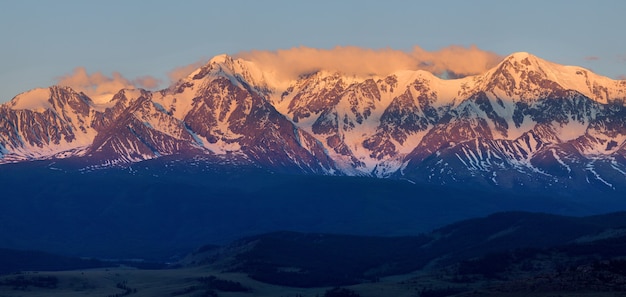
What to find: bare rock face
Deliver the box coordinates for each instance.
[2,52,626,192]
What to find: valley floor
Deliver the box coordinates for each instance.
[1,266,625,297]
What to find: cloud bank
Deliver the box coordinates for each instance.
[56,67,161,103]
[236,45,503,80]
[54,45,503,103]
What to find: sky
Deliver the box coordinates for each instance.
[1,0,625,103]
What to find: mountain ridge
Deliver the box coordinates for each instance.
[2,52,626,193]
[187,210,626,288]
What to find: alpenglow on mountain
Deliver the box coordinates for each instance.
[2,52,626,193]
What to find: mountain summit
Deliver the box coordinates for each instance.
[2,52,626,194]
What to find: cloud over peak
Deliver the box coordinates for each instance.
[53,45,503,103]
[236,45,502,80]
[56,67,161,103]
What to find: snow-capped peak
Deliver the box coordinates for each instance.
[188,54,260,84]
[208,53,231,64]
[181,54,292,103]
[508,51,533,60]
[476,52,626,103]
[489,51,556,80]
[7,88,53,112]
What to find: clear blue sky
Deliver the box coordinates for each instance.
[1,0,625,103]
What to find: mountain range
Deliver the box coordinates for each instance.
[2,52,626,193]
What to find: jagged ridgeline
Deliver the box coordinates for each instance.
[2,52,626,193]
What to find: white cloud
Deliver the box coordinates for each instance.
[56,67,161,103]
[236,45,503,80]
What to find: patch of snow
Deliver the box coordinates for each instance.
[397,129,430,155]
[183,124,204,146]
[550,148,571,174]
[401,178,416,184]
[554,120,588,142]
[370,159,404,177]
[486,92,536,140]
[610,159,626,176]
[586,160,614,189]
[455,153,469,168]
[491,171,498,185]
[200,135,241,155]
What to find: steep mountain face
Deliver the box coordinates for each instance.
[2,52,626,193]
[0,86,95,161]
[154,56,337,174]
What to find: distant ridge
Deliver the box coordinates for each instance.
[186,211,626,287]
